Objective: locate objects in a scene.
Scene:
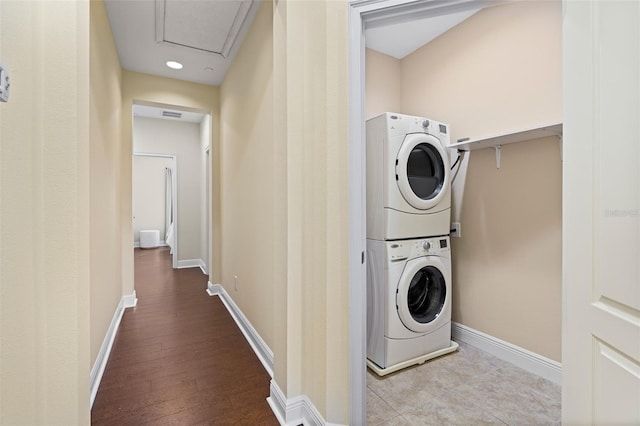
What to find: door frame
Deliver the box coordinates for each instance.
[348,1,502,423]
[204,144,211,275]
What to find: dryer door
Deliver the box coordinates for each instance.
[396,256,450,334]
[396,133,450,210]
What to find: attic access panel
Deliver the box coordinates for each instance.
[155,0,253,58]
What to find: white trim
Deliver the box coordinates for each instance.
[267,380,334,426]
[134,240,167,248]
[89,291,138,408]
[347,2,368,424]
[206,283,274,377]
[176,259,202,269]
[198,259,207,275]
[123,290,138,308]
[132,152,176,159]
[206,281,219,297]
[452,322,562,385]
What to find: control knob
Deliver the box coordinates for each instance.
[422,241,431,250]
[422,119,430,128]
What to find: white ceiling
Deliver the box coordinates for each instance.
[133,104,206,123]
[104,0,483,87]
[365,7,482,59]
[104,0,260,86]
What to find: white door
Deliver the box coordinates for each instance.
[563,0,640,423]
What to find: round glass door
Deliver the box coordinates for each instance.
[396,257,449,333]
[407,143,445,200]
[396,133,450,210]
[406,266,446,324]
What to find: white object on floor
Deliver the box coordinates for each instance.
[139,229,160,248]
[366,112,452,240]
[367,341,459,377]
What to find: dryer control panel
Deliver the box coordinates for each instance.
[387,236,450,262]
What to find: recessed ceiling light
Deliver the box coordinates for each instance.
[166,61,183,70]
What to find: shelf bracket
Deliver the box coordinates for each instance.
[494,144,502,169]
[557,135,563,161]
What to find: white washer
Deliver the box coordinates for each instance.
[367,236,456,373]
[367,112,451,241]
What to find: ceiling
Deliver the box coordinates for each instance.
[365,7,482,59]
[104,0,260,86]
[104,0,483,87]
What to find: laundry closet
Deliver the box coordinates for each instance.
[364,0,562,383]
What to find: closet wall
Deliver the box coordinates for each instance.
[366,0,562,361]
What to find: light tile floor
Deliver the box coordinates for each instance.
[367,341,561,426]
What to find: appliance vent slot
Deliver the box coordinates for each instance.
[162,111,182,118]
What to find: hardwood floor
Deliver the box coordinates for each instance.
[91,247,278,425]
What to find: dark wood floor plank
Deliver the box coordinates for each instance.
[91,247,278,426]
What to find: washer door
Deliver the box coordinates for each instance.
[396,133,450,210]
[397,257,449,333]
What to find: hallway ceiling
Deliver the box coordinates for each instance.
[104,0,260,86]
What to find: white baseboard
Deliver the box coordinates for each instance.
[451,321,562,385]
[90,291,138,408]
[206,281,219,297]
[267,380,329,426]
[134,241,167,248]
[207,282,274,378]
[123,290,137,308]
[177,259,202,269]
[198,259,207,275]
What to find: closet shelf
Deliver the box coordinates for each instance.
[448,122,562,151]
[447,122,563,169]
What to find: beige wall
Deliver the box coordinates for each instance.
[398,1,562,360]
[365,49,401,119]
[0,0,90,423]
[121,71,220,292]
[220,0,276,360]
[133,117,202,261]
[272,0,350,422]
[455,137,562,360]
[90,0,124,369]
[220,1,350,422]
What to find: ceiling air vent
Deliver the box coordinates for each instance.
[162,110,182,119]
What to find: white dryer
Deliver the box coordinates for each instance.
[367,236,457,374]
[367,112,451,241]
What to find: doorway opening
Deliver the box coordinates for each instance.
[131,102,212,276]
[348,1,563,424]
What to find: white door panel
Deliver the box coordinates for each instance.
[563,0,640,423]
[593,340,640,424]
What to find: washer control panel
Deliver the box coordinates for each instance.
[414,237,449,256]
[387,236,450,261]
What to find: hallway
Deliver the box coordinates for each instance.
[91,248,278,425]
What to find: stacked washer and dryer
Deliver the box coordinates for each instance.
[366,112,459,376]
